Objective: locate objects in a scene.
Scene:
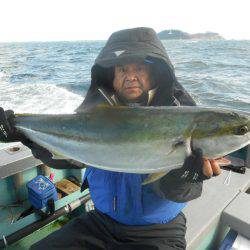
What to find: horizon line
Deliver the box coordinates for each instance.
[1,37,250,44]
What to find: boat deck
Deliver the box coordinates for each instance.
[0,143,249,249]
[184,168,250,249]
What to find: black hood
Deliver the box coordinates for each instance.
[94,27,174,70]
[80,27,195,110]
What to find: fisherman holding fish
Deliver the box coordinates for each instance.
[1,27,228,249]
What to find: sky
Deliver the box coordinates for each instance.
[0,0,249,42]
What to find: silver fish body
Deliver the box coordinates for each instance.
[14,106,250,174]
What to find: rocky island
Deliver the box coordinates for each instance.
[157,29,224,40]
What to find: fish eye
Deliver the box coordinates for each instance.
[236,125,248,135]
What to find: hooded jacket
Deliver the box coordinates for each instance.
[76,27,196,111]
[77,27,203,225]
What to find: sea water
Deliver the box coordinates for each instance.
[0,39,249,114]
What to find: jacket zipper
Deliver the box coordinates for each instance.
[113,196,117,212]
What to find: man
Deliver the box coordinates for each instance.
[0,27,221,249]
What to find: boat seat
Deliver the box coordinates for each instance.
[0,143,41,179]
[221,192,250,239]
[183,168,250,249]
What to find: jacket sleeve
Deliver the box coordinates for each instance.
[151,174,203,202]
[36,157,85,170]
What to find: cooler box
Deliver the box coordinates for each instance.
[27,175,58,209]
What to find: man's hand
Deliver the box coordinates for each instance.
[203,158,221,178]
[0,107,54,160]
[167,148,222,183]
[0,107,22,142]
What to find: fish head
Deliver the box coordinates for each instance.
[191,109,250,159]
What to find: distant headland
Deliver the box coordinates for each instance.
[157,29,224,40]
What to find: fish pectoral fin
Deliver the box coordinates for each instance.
[165,141,183,157]
[142,171,168,185]
[166,147,176,157]
[142,137,192,185]
[172,136,192,157]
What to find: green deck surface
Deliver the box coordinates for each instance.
[0,166,86,249]
[6,217,70,250]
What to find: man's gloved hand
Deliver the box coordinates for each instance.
[0,107,53,160]
[167,148,221,183]
[0,107,25,142]
[150,148,222,202]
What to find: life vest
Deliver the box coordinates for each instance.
[82,167,187,226]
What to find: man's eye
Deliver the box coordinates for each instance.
[137,65,146,72]
[119,67,126,73]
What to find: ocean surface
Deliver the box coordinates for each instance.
[0,39,249,114]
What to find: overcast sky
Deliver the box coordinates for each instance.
[0,0,249,42]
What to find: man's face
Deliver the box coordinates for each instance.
[113,63,152,100]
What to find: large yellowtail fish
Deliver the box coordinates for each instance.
[12,106,250,182]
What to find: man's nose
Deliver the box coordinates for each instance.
[125,69,138,81]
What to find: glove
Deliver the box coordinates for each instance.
[0,107,54,160]
[0,107,83,169]
[151,149,206,202]
[0,107,26,142]
[166,148,209,183]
